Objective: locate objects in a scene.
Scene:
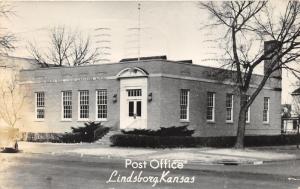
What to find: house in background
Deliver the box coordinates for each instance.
[281,104,292,118]
[17,41,282,136]
[283,88,300,134]
[292,88,300,117]
[0,55,39,70]
[281,103,297,134]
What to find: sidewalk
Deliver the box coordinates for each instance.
[17,141,298,165]
[4,142,300,181]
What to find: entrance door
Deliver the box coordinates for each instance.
[128,100,142,118]
[120,77,147,130]
[123,89,144,129]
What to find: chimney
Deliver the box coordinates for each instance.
[264,40,281,79]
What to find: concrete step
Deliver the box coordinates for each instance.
[95,130,122,145]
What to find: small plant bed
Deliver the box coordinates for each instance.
[22,132,62,143]
[111,127,300,148]
[111,125,195,148]
[22,122,110,143]
[121,125,194,136]
[110,134,196,148]
[59,122,110,143]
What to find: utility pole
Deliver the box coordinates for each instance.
[137,2,141,61]
[125,2,142,60]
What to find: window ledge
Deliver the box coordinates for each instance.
[34,119,45,122]
[225,121,233,124]
[96,119,108,122]
[263,122,270,125]
[77,119,90,122]
[61,119,72,122]
[180,120,190,123]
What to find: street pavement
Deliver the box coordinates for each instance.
[1,153,300,189]
[1,142,300,188]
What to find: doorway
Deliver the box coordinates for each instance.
[120,78,147,129]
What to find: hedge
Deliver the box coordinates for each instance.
[21,122,110,143]
[245,135,300,146]
[110,134,300,148]
[110,134,197,148]
[121,125,194,136]
[21,132,62,143]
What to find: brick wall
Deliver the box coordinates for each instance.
[19,60,282,135]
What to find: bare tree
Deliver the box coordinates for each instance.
[73,35,99,66]
[0,1,15,53]
[200,1,300,148]
[28,26,99,67]
[48,26,74,66]
[27,42,48,67]
[0,72,26,128]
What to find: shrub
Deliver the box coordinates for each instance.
[21,122,110,143]
[58,133,82,143]
[59,122,110,143]
[110,134,197,148]
[94,125,110,140]
[244,135,300,146]
[193,137,235,148]
[110,134,300,148]
[121,125,194,136]
[21,132,62,143]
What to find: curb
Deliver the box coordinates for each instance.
[187,159,264,166]
[19,149,299,166]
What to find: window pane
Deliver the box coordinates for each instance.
[207,107,212,120]
[79,91,89,119]
[127,89,142,97]
[136,101,141,117]
[97,90,107,119]
[263,97,269,122]
[36,92,45,119]
[37,109,44,119]
[129,101,134,117]
[207,92,215,121]
[62,91,72,119]
[180,89,189,120]
[226,94,233,121]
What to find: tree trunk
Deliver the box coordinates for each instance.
[235,93,248,149]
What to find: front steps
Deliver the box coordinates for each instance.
[95,130,122,145]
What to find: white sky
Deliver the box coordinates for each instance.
[8,1,210,62]
[3,0,298,103]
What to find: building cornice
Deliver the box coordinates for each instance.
[19,72,275,91]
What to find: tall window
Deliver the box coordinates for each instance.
[263,97,270,123]
[36,92,45,119]
[62,91,72,120]
[246,95,250,123]
[207,92,215,121]
[226,94,233,122]
[96,89,107,120]
[79,90,89,119]
[180,89,189,121]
